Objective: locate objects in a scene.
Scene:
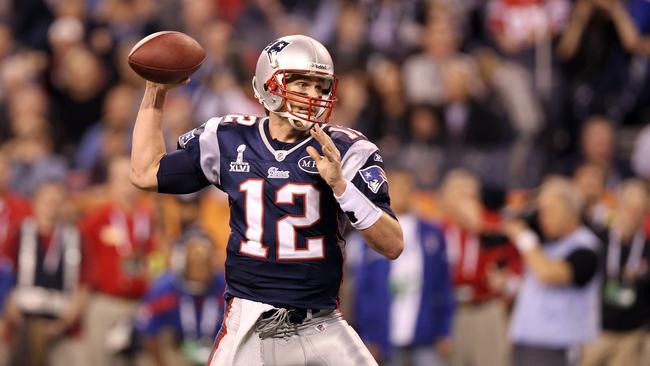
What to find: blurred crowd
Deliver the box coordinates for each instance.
[0,0,650,365]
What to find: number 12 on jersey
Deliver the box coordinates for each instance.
[239,179,324,260]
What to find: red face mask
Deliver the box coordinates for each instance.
[265,69,338,124]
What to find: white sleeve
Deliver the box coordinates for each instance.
[198,117,223,185]
[340,139,379,181]
[177,117,223,185]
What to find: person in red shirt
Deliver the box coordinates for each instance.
[439,169,521,366]
[0,149,31,366]
[80,155,157,366]
[0,150,31,261]
[4,180,88,366]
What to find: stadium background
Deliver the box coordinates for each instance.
[0,0,650,365]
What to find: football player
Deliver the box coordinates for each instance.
[130,35,404,366]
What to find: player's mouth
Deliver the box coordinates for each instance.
[292,106,310,115]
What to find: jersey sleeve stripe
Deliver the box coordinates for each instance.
[199,117,223,185]
[340,139,378,181]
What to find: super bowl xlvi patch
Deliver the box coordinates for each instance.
[229,144,250,173]
[358,165,387,194]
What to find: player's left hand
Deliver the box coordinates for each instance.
[307,124,346,195]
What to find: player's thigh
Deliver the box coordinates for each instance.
[304,317,378,366]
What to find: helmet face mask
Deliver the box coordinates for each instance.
[267,69,337,126]
[252,35,338,129]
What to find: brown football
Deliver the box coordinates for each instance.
[128,31,205,84]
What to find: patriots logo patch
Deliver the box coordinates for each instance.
[178,126,203,148]
[265,40,290,65]
[178,131,195,147]
[358,165,387,194]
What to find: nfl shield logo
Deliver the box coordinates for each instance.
[358,165,387,194]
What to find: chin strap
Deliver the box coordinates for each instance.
[275,110,314,131]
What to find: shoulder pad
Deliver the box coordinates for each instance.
[323,124,368,147]
[218,114,260,128]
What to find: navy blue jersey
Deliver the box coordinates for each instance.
[176,115,393,309]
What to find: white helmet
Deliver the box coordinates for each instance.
[252,35,338,130]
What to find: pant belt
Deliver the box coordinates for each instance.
[261,307,326,325]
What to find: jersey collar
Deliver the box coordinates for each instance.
[258,117,314,162]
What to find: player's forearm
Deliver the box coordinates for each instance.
[359,213,403,260]
[130,84,168,191]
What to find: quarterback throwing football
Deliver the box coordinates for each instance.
[130,35,404,366]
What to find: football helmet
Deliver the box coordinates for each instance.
[252,35,338,130]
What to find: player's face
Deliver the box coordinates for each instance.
[284,76,331,114]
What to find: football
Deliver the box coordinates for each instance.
[128,31,205,84]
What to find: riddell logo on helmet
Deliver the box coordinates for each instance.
[309,62,330,71]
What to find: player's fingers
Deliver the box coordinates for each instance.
[309,124,327,145]
[306,146,323,163]
[322,145,340,163]
[312,124,339,154]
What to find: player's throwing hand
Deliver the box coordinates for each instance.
[306,124,346,195]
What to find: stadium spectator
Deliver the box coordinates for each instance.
[4,180,87,366]
[398,104,445,189]
[75,83,137,183]
[0,150,31,258]
[327,1,371,73]
[474,46,544,188]
[440,169,516,366]
[582,179,650,366]
[364,0,421,57]
[0,258,15,365]
[505,177,601,366]
[436,58,513,188]
[192,19,260,123]
[2,112,68,197]
[566,116,629,188]
[360,57,407,145]
[80,155,157,366]
[573,163,613,232]
[487,0,570,138]
[402,11,481,107]
[631,123,650,181]
[354,169,454,365]
[48,45,110,148]
[556,0,639,132]
[136,230,225,366]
